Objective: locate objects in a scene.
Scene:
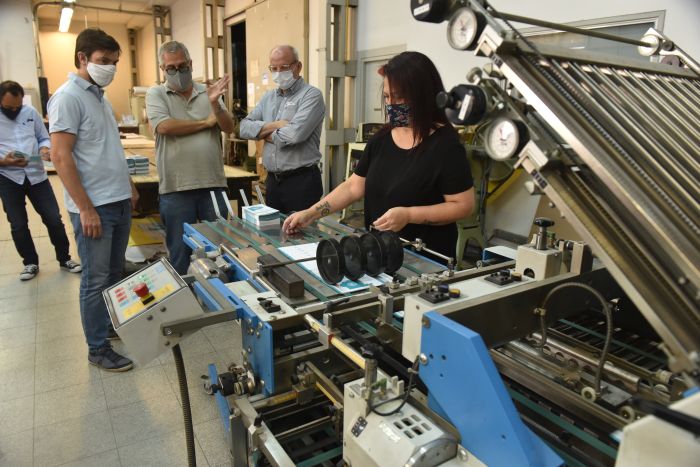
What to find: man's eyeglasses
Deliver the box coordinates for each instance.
[164,65,191,76]
[268,62,297,73]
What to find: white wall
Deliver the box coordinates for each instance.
[357,0,700,91]
[0,0,39,97]
[171,0,205,81]
[137,20,158,87]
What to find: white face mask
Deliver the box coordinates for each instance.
[87,62,116,88]
[272,70,295,90]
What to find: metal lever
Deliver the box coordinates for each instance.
[239,189,250,207]
[255,183,265,205]
[209,190,223,219]
[221,191,235,218]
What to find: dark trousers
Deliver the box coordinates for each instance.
[159,188,229,275]
[0,175,71,266]
[265,166,323,214]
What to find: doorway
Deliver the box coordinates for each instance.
[230,21,247,111]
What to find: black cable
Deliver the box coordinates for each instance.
[540,282,613,395]
[631,397,700,437]
[173,344,196,467]
[369,357,420,417]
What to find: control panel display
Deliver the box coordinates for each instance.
[105,259,185,326]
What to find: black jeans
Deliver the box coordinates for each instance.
[265,165,323,214]
[0,175,71,266]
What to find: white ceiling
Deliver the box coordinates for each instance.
[34,1,179,30]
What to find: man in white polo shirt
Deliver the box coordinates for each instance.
[48,28,138,372]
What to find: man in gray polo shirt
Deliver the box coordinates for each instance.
[146,40,235,275]
[240,44,325,214]
[49,28,138,372]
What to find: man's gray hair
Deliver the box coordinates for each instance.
[159,40,191,64]
[270,45,299,62]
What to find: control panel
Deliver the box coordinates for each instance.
[106,259,183,326]
[103,258,205,365]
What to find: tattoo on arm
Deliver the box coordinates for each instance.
[315,200,331,217]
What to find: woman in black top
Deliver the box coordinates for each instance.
[283,51,474,260]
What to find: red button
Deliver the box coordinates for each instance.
[133,283,150,298]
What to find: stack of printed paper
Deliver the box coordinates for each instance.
[126,155,149,174]
[242,204,280,228]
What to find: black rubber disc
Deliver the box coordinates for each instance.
[340,235,366,281]
[380,231,404,274]
[360,232,386,276]
[316,238,345,284]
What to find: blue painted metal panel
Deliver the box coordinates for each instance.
[420,311,562,467]
[193,282,221,311]
[183,223,219,251]
[207,278,276,396]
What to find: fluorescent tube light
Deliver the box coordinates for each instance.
[58,6,74,32]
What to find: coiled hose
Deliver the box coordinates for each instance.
[173,344,196,467]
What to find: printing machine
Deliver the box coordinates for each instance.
[104,1,700,465]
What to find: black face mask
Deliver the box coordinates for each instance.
[1,106,21,120]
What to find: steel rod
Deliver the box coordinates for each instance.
[613,69,700,151]
[305,315,366,370]
[493,11,654,48]
[578,64,700,205]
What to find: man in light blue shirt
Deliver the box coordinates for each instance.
[49,28,138,372]
[0,80,81,281]
[240,45,325,213]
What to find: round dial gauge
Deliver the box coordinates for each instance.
[447,7,480,50]
[485,117,526,161]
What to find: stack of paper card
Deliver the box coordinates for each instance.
[126,155,149,174]
[242,204,280,228]
[13,151,42,163]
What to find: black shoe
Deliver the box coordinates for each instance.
[88,347,133,372]
[107,327,120,341]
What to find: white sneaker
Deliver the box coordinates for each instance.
[60,260,82,273]
[20,264,39,281]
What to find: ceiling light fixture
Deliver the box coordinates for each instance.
[58,4,74,32]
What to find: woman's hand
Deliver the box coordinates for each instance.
[283,209,315,233]
[373,207,410,232]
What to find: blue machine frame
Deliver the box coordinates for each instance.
[420,311,563,467]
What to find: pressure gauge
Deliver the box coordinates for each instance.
[446,7,484,51]
[484,117,528,161]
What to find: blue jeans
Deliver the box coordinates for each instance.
[70,199,132,352]
[0,175,71,266]
[160,188,228,275]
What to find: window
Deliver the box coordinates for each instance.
[522,11,665,63]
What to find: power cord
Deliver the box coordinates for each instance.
[369,357,420,417]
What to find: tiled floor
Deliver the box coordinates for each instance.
[0,175,238,466]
